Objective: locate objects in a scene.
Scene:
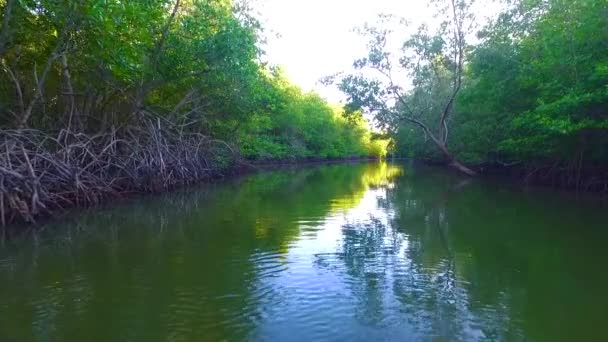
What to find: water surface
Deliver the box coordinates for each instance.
[1,162,607,341]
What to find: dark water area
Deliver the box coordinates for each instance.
[0,162,607,341]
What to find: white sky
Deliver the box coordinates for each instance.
[254,0,503,102]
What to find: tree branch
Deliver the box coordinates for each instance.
[1,60,24,118]
[18,45,63,128]
[133,0,181,115]
[0,0,15,57]
[439,0,466,144]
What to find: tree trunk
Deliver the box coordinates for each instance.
[17,45,62,128]
[0,0,15,58]
[434,140,477,176]
[448,159,477,176]
[60,54,80,132]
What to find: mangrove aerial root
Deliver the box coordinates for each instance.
[0,122,235,227]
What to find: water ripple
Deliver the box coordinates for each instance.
[1,162,607,341]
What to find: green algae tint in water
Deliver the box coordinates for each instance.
[0,162,607,341]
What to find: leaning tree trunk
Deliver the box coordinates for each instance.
[435,141,477,176]
[448,158,477,176]
[403,118,478,177]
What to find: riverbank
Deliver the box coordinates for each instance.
[5,138,605,230]
[0,127,382,228]
[0,126,231,227]
[409,157,608,193]
[477,162,608,194]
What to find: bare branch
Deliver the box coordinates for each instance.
[1,60,25,117]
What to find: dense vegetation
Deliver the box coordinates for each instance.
[0,0,606,225]
[333,0,608,189]
[0,0,385,225]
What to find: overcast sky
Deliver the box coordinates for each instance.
[254,0,503,102]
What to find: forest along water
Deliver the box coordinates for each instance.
[0,162,607,341]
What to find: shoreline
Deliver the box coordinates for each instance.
[405,157,608,194]
[3,155,606,231]
[0,153,383,230]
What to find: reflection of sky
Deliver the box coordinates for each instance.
[2,163,608,341]
[300,187,394,254]
[252,187,414,340]
[250,181,485,341]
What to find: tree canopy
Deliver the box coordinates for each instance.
[0,0,386,160]
[331,0,608,185]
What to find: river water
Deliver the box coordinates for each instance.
[0,162,607,341]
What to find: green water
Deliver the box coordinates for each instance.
[0,162,607,341]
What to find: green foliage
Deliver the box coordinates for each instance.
[0,0,384,160]
[332,0,478,175]
[237,70,386,160]
[391,0,608,168]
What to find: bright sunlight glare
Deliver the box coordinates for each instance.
[255,0,504,102]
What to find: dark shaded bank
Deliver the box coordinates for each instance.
[476,163,608,193]
[406,157,608,194]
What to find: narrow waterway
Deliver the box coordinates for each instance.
[1,162,607,341]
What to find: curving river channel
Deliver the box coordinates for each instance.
[0,162,607,341]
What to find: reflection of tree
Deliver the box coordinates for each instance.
[311,163,608,340]
[339,216,403,325]
[384,164,608,341]
[318,212,477,340]
[0,162,402,341]
[383,166,518,339]
[2,162,607,341]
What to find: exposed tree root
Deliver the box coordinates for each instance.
[0,121,235,226]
